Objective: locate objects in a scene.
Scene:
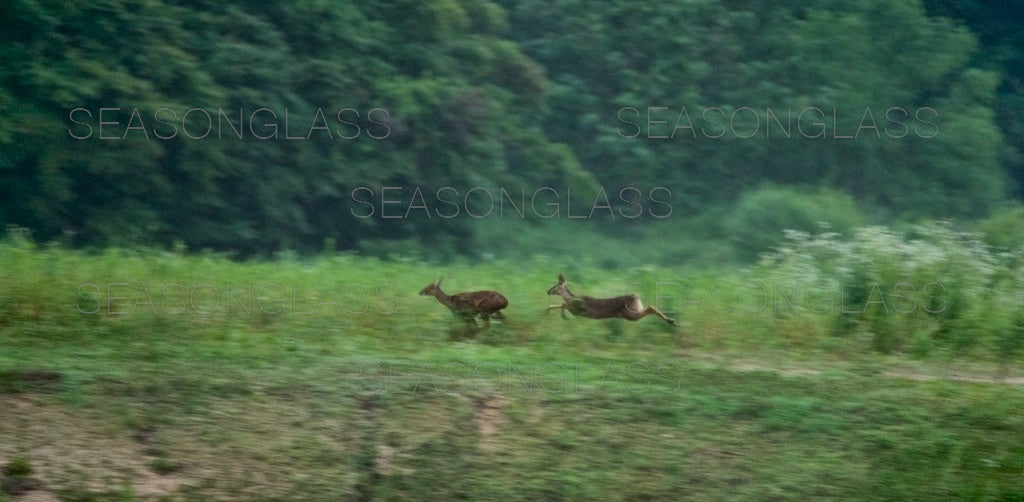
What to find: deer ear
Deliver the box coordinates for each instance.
[435,276,443,287]
[558,273,566,284]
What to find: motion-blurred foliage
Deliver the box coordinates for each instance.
[3,226,1024,499]
[2,222,1021,361]
[760,222,1024,358]
[724,186,865,260]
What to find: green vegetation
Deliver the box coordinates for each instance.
[3,1,1024,499]
[0,456,42,499]
[501,0,1010,218]
[1,235,1022,499]
[762,223,1024,358]
[978,204,1024,250]
[724,186,866,260]
[1,0,1023,258]
[1,458,32,478]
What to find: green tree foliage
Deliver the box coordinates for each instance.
[0,0,591,255]
[923,1,1024,198]
[500,0,1009,217]
[0,0,1019,256]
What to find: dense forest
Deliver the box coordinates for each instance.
[1,0,1022,259]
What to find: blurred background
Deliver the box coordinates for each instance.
[2,0,1022,264]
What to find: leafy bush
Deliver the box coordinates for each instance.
[760,222,1024,357]
[724,186,866,261]
[2,457,32,477]
[977,204,1024,250]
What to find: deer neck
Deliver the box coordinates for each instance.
[557,287,576,302]
[432,288,454,309]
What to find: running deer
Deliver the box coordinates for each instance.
[419,277,509,326]
[546,273,675,325]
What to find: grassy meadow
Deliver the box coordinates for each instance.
[1,230,1023,501]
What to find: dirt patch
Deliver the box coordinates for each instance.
[882,371,1024,385]
[684,352,1024,386]
[8,488,59,502]
[730,362,823,378]
[475,394,508,452]
[2,475,45,496]
[0,395,186,499]
[133,468,186,497]
[375,445,396,475]
[692,447,744,459]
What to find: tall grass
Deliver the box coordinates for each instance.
[1,221,1022,364]
[2,227,1024,499]
[759,222,1024,359]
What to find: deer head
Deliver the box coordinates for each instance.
[419,276,444,296]
[547,273,572,298]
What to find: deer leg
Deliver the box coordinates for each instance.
[643,306,676,325]
[458,316,481,336]
[491,311,506,320]
[546,304,569,319]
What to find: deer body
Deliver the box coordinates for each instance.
[547,274,675,325]
[420,277,508,325]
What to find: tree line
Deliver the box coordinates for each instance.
[0,0,1020,257]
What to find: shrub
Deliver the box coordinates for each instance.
[2,457,32,477]
[724,186,865,261]
[760,222,1023,357]
[977,204,1024,250]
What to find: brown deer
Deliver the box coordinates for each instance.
[546,273,675,325]
[419,277,509,326]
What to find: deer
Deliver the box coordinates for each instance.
[546,273,675,325]
[419,277,509,327]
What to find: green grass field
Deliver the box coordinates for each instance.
[1,239,1023,500]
